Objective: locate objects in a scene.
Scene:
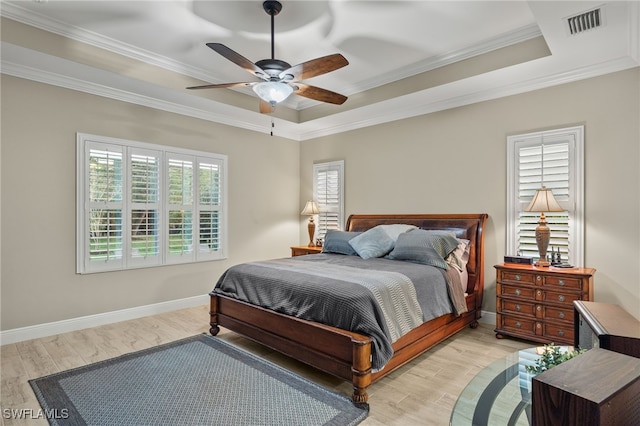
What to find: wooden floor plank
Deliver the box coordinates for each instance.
[0,305,532,425]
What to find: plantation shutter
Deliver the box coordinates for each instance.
[197,157,224,260]
[166,154,194,263]
[313,160,344,241]
[128,148,161,267]
[507,126,584,266]
[85,142,124,272]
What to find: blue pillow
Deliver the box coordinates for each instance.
[388,230,459,269]
[348,226,395,259]
[321,231,362,255]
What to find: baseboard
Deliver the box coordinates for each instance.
[0,294,209,345]
[478,310,496,326]
[1,298,497,346]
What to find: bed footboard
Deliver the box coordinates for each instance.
[210,294,373,403]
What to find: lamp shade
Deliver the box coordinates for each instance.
[252,81,294,105]
[524,186,564,213]
[301,200,320,216]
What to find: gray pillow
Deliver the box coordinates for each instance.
[348,226,395,259]
[388,230,459,269]
[321,231,362,255]
[378,224,418,242]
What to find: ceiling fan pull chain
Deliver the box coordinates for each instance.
[270,118,274,136]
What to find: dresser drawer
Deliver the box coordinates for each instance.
[542,275,583,290]
[540,289,581,306]
[541,305,574,323]
[499,299,538,318]
[500,284,536,300]
[542,322,573,343]
[500,271,538,285]
[501,315,538,336]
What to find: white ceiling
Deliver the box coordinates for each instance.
[1,1,638,140]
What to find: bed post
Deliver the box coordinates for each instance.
[351,338,372,404]
[473,214,488,322]
[209,293,220,336]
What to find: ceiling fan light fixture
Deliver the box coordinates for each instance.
[252,81,293,105]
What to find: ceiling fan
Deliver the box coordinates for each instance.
[187,0,349,114]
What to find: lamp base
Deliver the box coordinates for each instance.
[307,218,316,247]
[535,259,551,267]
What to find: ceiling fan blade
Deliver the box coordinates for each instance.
[259,100,275,114]
[206,42,268,80]
[279,54,349,82]
[186,82,253,90]
[293,83,347,105]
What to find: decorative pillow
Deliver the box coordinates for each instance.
[388,230,459,269]
[321,231,362,255]
[348,226,395,259]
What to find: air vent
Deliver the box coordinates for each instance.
[566,7,604,35]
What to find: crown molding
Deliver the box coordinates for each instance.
[2,41,637,142]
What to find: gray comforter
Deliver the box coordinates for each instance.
[213,253,461,370]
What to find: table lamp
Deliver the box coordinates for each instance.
[524,186,564,267]
[301,201,320,246]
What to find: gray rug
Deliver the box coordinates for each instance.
[29,334,368,426]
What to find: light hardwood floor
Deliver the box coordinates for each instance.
[1,305,531,425]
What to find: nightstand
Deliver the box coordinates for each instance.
[290,245,323,256]
[495,263,595,345]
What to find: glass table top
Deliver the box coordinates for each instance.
[450,346,571,426]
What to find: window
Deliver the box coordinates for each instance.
[507,126,584,266]
[77,133,227,273]
[313,160,344,241]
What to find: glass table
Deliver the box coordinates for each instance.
[450,346,571,426]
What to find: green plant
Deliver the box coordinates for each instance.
[525,344,586,375]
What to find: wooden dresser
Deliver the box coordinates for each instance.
[495,264,595,345]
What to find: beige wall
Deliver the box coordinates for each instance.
[1,75,300,330]
[2,67,639,333]
[300,68,640,319]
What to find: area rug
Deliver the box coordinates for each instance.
[29,334,368,426]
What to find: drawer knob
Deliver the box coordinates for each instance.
[515,274,521,281]
[558,279,565,286]
[536,323,542,329]
[536,305,542,312]
[536,275,542,282]
[559,311,565,319]
[516,304,521,311]
[558,330,565,337]
[515,289,521,296]
[558,294,566,302]
[516,321,522,328]
[536,290,542,296]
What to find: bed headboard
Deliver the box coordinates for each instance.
[345,214,488,303]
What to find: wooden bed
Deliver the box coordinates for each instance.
[209,213,488,403]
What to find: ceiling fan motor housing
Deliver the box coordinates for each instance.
[255,59,291,79]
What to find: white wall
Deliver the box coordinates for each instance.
[300,68,640,319]
[1,75,300,331]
